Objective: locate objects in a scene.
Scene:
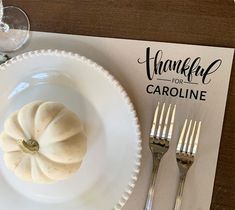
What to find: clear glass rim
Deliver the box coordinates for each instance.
[0,6,30,53]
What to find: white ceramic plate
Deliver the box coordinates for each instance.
[0,50,142,210]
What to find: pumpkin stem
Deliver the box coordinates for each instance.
[18,139,39,154]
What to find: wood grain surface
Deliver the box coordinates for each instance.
[4,0,235,209]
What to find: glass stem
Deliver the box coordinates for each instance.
[0,0,3,21]
[0,0,9,32]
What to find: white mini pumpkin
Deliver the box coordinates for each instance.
[0,101,87,184]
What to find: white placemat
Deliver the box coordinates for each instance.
[10,32,234,210]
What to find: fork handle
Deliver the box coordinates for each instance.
[174,175,186,210]
[144,155,161,210]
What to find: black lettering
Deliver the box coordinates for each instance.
[162,86,169,96]
[153,85,161,94]
[137,48,221,85]
[146,84,154,94]
[163,59,172,72]
[189,90,199,100]
[200,91,207,101]
[170,87,178,97]
[202,59,222,84]
[172,60,182,73]
[179,88,185,98]
[154,50,164,75]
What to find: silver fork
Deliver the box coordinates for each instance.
[174,119,201,210]
[144,102,176,210]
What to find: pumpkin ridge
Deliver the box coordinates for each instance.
[40,128,84,148]
[38,108,82,145]
[36,152,82,180]
[4,132,24,147]
[37,152,82,165]
[14,153,28,170]
[0,133,20,152]
[31,156,54,183]
[14,155,32,181]
[2,132,17,142]
[4,151,24,170]
[44,107,67,127]
[34,102,65,140]
[17,102,42,140]
[33,101,43,139]
[4,113,28,141]
[34,154,55,180]
[37,107,67,143]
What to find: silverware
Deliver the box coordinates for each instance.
[144,102,176,210]
[174,119,201,210]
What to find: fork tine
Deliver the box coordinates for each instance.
[162,104,171,139]
[187,121,197,154]
[182,120,192,152]
[176,119,187,152]
[167,104,176,140]
[192,121,201,154]
[150,102,160,137]
[156,103,165,138]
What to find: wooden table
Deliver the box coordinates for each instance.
[5,0,235,209]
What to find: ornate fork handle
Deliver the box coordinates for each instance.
[144,155,161,210]
[174,174,186,210]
